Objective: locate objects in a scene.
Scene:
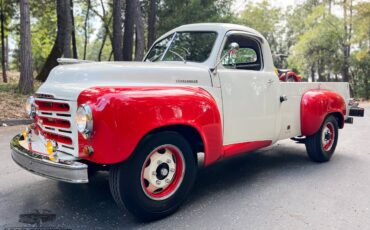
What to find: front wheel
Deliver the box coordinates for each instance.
[305,115,339,162]
[109,131,197,221]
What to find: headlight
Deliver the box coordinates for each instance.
[25,96,36,118]
[75,104,93,138]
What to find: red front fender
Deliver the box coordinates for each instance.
[301,89,346,136]
[77,86,223,165]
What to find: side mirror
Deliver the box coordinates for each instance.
[211,42,240,74]
[228,42,240,54]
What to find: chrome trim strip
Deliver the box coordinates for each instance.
[10,134,88,183]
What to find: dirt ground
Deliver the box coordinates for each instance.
[0,72,41,121]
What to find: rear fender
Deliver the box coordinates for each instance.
[301,89,346,136]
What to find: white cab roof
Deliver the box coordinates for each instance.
[158,23,264,41]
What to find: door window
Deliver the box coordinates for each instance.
[221,34,263,71]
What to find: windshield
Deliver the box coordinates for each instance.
[145,31,218,63]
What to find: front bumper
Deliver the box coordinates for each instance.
[10,134,88,183]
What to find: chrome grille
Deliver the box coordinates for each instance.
[34,98,78,156]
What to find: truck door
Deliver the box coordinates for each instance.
[217,32,280,146]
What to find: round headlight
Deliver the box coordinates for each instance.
[76,104,93,138]
[25,96,36,118]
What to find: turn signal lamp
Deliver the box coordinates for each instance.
[82,146,94,157]
[46,140,56,161]
[22,130,28,140]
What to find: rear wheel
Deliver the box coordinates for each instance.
[109,131,197,221]
[305,115,339,162]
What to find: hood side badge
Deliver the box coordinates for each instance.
[176,79,198,84]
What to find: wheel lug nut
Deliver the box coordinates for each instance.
[165,179,170,183]
[152,171,157,176]
[166,159,171,164]
[156,180,161,185]
[157,160,162,165]
[170,168,175,172]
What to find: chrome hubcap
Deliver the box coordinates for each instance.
[322,122,335,151]
[141,144,185,200]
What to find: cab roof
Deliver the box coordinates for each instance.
[158,23,264,41]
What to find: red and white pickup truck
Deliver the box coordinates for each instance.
[10,23,364,220]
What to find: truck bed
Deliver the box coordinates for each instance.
[277,82,350,140]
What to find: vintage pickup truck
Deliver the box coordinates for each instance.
[10,23,364,220]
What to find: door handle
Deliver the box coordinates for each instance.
[280,95,288,103]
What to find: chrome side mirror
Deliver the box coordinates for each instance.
[211,42,240,74]
[228,42,240,53]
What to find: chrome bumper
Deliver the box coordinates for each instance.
[10,134,88,183]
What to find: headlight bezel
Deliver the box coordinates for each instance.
[76,104,93,138]
[25,96,36,119]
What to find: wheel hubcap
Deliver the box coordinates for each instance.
[322,122,335,151]
[141,144,185,200]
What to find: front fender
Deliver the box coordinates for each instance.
[77,86,223,165]
[301,89,346,136]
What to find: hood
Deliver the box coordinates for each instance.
[37,61,213,101]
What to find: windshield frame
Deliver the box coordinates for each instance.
[144,31,219,63]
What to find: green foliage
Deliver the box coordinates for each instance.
[30,1,57,72]
[1,0,18,70]
[73,0,97,60]
[289,5,344,80]
[351,1,370,99]
[157,0,235,37]
[238,0,281,50]
[3,0,369,99]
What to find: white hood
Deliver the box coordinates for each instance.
[37,61,213,101]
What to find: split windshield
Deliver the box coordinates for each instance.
[145,31,217,63]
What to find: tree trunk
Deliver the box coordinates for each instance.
[123,0,135,61]
[147,0,157,48]
[19,0,33,94]
[91,1,113,60]
[5,35,8,70]
[317,60,325,82]
[113,0,123,61]
[36,0,69,81]
[70,0,78,59]
[310,63,316,82]
[365,73,370,100]
[98,31,108,61]
[109,50,113,61]
[134,0,144,61]
[341,0,352,83]
[63,0,72,58]
[83,0,91,60]
[1,0,7,83]
[5,31,8,70]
